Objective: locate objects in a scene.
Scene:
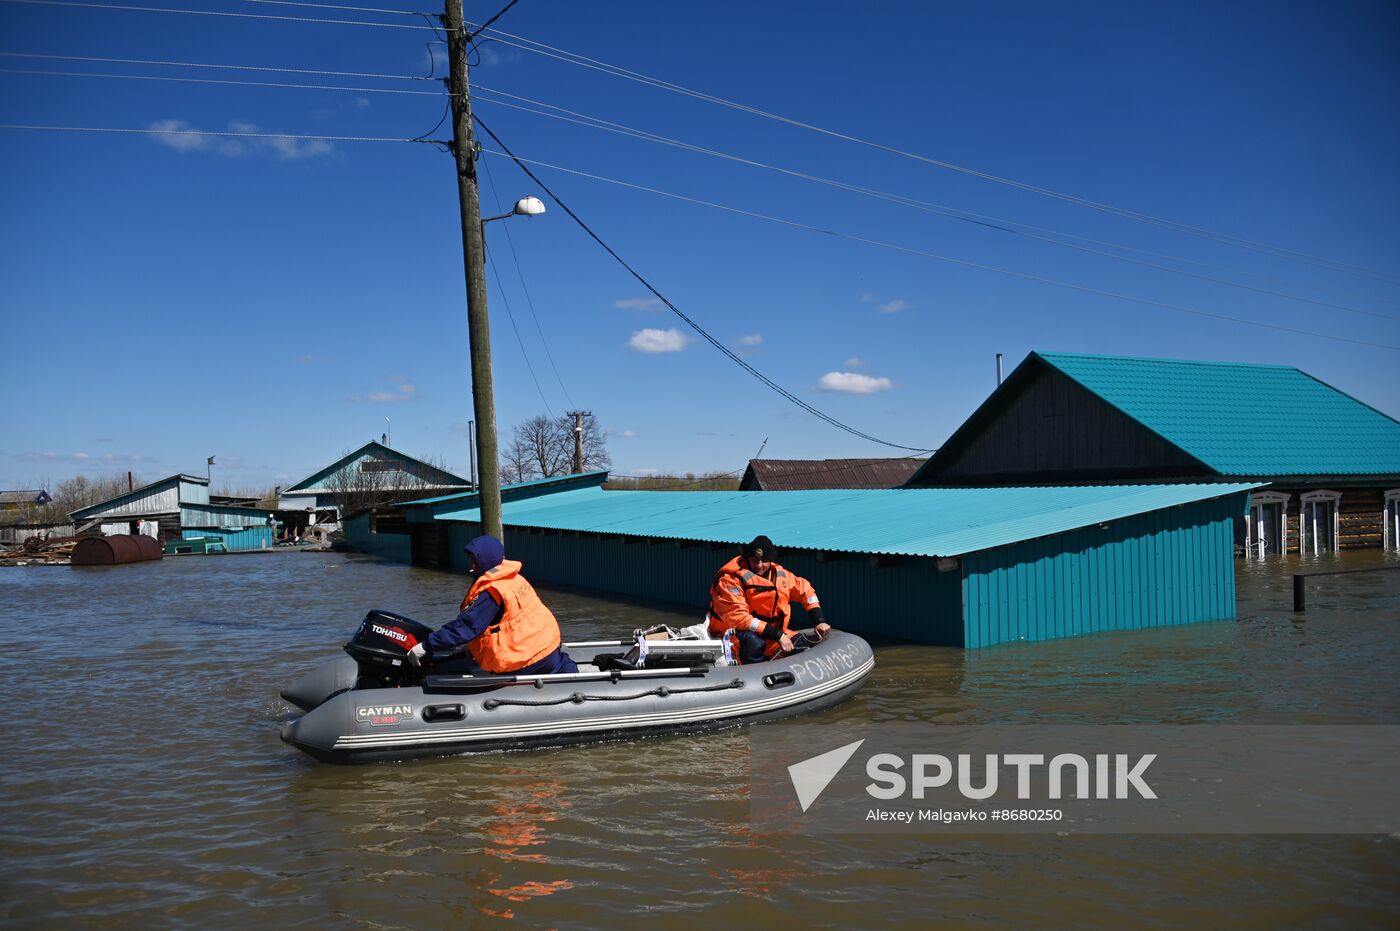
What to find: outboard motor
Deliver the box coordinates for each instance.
[344,609,434,689]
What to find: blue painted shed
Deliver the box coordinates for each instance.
[394,473,1259,648]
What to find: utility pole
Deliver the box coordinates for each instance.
[444,0,502,540]
[568,410,591,474]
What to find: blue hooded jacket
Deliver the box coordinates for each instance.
[424,535,574,673]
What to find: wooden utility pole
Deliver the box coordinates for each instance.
[444,0,502,540]
[568,410,591,474]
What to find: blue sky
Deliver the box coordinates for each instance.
[3,0,1398,492]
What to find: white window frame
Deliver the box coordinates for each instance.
[1385,489,1400,553]
[1299,490,1342,557]
[1245,491,1290,559]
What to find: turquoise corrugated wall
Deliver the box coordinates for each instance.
[344,514,412,562]
[406,493,1244,648]
[180,526,274,552]
[960,493,1244,648]
[443,522,965,645]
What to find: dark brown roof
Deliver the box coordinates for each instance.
[739,458,926,491]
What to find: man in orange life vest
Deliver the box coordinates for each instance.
[707,535,832,664]
[407,534,578,675]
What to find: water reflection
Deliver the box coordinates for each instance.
[3,548,1398,926]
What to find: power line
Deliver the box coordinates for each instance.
[472,145,1400,353]
[18,50,1368,314]
[484,233,554,417]
[471,86,1399,323]
[5,119,1393,351]
[0,52,438,82]
[0,0,441,29]
[481,152,576,409]
[468,0,520,40]
[468,23,1400,285]
[473,115,939,453]
[0,123,433,143]
[0,67,446,96]
[239,0,423,15]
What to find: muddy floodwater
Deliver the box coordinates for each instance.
[3,549,1398,928]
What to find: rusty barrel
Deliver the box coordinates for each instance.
[71,534,164,567]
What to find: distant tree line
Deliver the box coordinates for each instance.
[1,472,286,527]
[603,472,741,491]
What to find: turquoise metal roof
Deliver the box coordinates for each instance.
[432,483,1261,558]
[398,471,609,507]
[1037,352,1400,476]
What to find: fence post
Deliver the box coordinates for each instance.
[1293,574,1306,612]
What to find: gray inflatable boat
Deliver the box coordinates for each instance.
[280,610,875,764]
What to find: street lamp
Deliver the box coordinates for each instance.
[482,196,547,224]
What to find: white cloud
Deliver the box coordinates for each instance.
[615,297,663,311]
[148,119,209,152]
[15,451,155,464]
[628,328,687,353]
[859,293,911,314]
[736,333,763,346]
[817,372,893,394]
[353,376,418,403]
[147,118,334,160]
[609,429,639,439]
[480,45,523,67]
[845,357,865,367]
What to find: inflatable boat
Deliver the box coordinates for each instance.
[280,610,875,764]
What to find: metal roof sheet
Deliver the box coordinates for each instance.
[433,483,1261,558]
[284,441,471,493]
[1038,352,1400,476]
[742,458,926,490]
[398,471,607,507]
[68,473,208,520]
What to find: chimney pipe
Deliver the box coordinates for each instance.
[996,353,1004,386]
[127,471,133,491]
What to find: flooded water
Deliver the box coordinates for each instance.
[3,549,1398,928]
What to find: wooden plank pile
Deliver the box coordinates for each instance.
[0,536,79,566]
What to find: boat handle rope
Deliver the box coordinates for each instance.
[482,678,744,710]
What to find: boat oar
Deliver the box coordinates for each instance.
[424,665,708,694]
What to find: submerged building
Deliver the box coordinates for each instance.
[381,472,1257,649]
[348,351,1398,646]
[907,352,1400,557]
[68,473,280,551]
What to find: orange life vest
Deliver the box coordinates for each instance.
[459,560,562,674]
[707,556,821,660]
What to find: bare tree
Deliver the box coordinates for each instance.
[500,434,537,485]
[51,473,139,518]
[501,413,611,483]
[324,451,462,519]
